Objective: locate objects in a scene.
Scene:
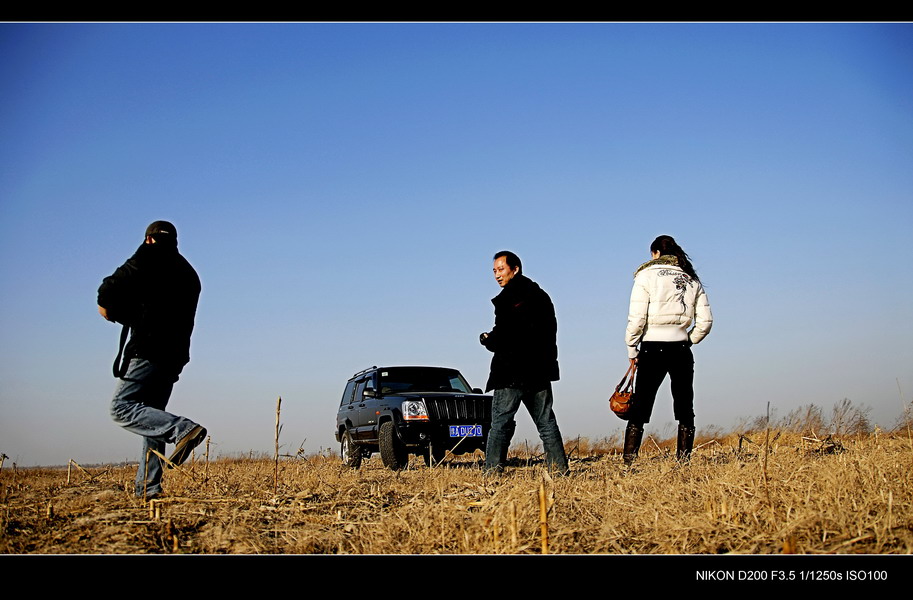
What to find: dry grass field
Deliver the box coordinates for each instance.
[2,426,911,555]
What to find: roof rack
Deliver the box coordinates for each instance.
[350,365,378,379]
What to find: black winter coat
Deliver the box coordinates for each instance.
[481,274,559,391]
[98,242,201,372]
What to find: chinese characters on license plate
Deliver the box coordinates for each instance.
[449,425,483,437]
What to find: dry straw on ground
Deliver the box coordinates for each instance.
[2,429,910,554]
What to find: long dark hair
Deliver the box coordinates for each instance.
[651,235,700,283]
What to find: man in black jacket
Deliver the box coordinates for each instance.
[480,251,568,474]
[98,221,207,499]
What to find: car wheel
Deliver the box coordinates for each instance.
[423,444,447,467]
[341,429,362,469]
[379,422,408,470]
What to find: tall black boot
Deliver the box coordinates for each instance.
[623,422,644,467]
[677,423,695,463]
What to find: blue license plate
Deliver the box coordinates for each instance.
[450,425,483,437]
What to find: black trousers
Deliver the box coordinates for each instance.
[630,341,695,425]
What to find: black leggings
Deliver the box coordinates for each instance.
[630,341,695,426]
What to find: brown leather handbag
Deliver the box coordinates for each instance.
[609,361,637,420]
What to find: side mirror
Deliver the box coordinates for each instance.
[363,389,376,398]
[472,388,483,394]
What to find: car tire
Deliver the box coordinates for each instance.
[379,421,408,470]
[423,444,447,467]
[341,429,362,469]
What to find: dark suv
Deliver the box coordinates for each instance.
[335,366,492,470]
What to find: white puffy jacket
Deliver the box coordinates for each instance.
[625,260,713,359]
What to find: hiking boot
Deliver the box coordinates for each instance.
[167,425,207,468]
[623,422,644,467]
[677,423,695,463]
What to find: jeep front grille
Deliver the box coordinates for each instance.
[423,396,492,422]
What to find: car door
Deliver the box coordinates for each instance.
[353,373,379,442]
[338,379,358,433]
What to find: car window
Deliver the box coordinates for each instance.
[448,375,470,391]
[379,368,472,394]
[340,380,356,406]
[354,379,367,401]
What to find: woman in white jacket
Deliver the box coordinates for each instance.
[623,235,712,466]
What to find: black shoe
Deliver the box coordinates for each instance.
[167,425,207,468]
[483,464,505,477]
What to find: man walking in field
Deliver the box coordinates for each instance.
[479,250,569,474]
[98,220,207,499]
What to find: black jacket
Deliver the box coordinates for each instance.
[480,274,559,391]
[98,241,201,372]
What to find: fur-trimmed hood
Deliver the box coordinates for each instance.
[633,254,679,278]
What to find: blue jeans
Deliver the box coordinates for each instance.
[110,358,200,497]
[485,384,568,472]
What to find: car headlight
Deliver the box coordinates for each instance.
[402,400,429,421]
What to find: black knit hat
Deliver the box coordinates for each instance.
[145,220,178,244]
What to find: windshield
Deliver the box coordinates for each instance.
[378,367,472,394]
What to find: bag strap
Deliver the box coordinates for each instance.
[615,362,637,394]
[112,324,130,378]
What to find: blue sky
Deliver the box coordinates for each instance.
[2,23,911,466]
